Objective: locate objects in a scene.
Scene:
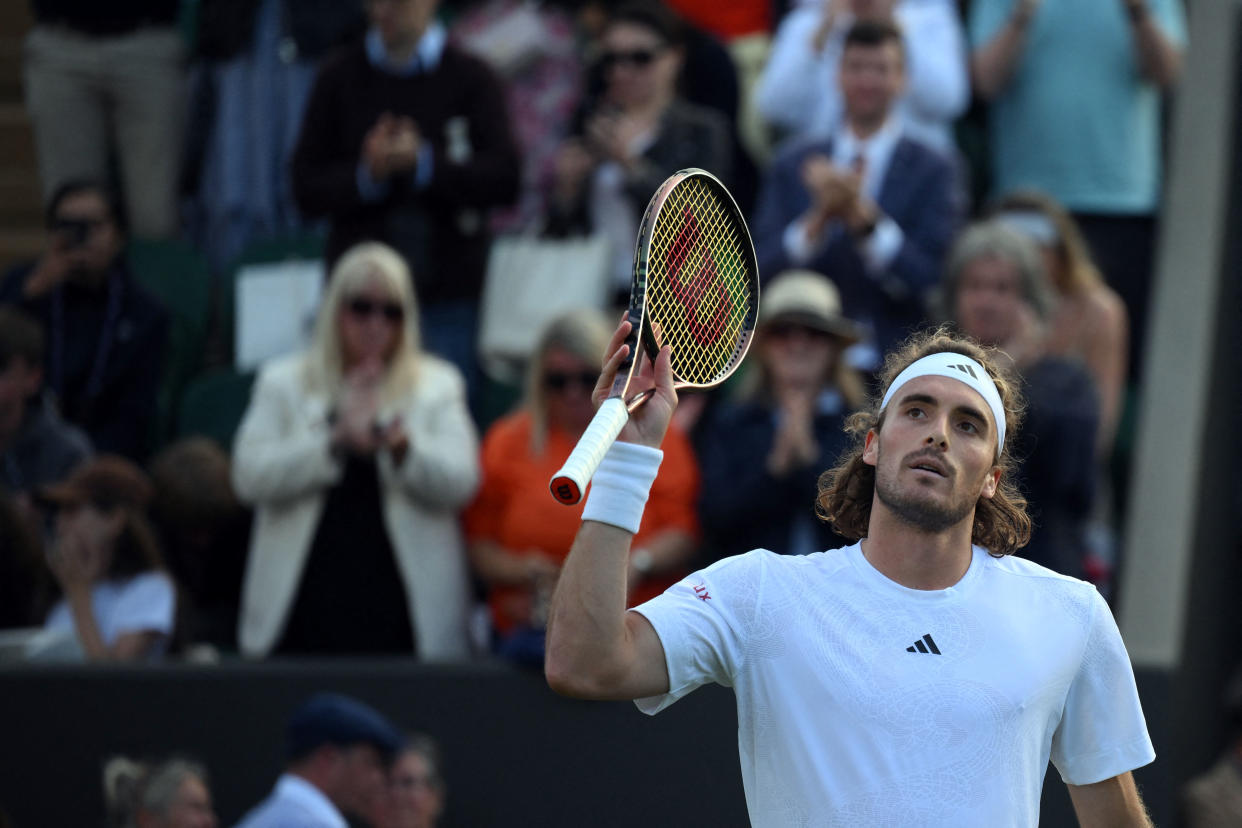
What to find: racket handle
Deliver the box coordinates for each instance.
[549,397,630,505]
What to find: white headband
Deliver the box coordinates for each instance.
[880,353,1006,456]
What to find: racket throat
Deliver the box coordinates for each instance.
[625,387,656,412]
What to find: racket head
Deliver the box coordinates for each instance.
[632,168,760,390]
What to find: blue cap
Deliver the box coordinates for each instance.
[286,693,405,762]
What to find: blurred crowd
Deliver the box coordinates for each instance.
[4,0,1233,821]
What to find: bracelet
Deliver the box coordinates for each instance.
[581,441,663,534]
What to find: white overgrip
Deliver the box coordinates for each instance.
[549,397,630,505]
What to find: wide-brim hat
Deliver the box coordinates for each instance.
[759,270,861,343]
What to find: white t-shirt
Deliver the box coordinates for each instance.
[632,543,1154,827]
[44,571,176,658]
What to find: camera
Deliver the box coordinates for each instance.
[52,218,94,248]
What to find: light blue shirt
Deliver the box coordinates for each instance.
[233,774,347,828]
[969,0,1187,213]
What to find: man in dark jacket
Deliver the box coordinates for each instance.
[0,180,168,462]
[290,0,520,397]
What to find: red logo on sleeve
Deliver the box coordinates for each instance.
[692,582,711,601]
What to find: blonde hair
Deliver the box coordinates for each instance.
[524,310,611,455]
[816,326,1032,557]
[303,242,422,407]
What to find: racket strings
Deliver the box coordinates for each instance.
[647,178,756,385]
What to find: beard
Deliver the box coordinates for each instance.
[873,450,976,533]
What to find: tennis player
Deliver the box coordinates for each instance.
[545,323,1155,826]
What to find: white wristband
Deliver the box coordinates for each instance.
[581,441,663,534]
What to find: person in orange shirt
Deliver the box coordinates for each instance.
[464,309,699,666]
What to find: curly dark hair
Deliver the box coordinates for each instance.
[815,326,1032,556]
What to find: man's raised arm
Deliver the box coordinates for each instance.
[544,320,676,701]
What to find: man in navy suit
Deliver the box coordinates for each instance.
[752,19,963,371]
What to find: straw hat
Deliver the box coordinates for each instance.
[759,270,861,343]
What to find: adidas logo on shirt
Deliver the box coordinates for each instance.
[906,634,941,655]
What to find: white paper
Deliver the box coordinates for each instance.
[235,259,325,371]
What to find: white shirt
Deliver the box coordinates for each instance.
[43,571,175,658]
[633,543,1154,827]
[234,774,347,828]
[757,0,969,153]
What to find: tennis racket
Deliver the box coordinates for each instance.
[549,168,760,506]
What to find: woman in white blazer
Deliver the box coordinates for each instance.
[232,242,479,659]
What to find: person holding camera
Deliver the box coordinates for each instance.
[0,179,169,462]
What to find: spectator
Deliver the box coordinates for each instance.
[757,0,969,155]
[232,242,478,659]
[290,0,521,395]
[374,733,446,828]
[37,455,176,661]
[0,306,92,497]
[694,270,864,563]
[0,179,169,462]
[571,0,760,213]
[148,438,249,653]
[236,693,403,828]
[991,190,1129,458]
[185,0,366,270]
[547,2,733,303]
[463,310,699,667]
[451,0,585,233]
[939,220,1099,581]
[752,19,963,371]
[103,755,217,828]
[969,0,1186,383]
[22,0,185,238]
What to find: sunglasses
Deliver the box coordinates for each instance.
[600,48,662,70]
[346,297,404,323]
[766,322,833,341]
[544,370,598,392]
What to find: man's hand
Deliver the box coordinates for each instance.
[362,113,421,180]
[594,315,677,450]
[801,155,864,221]
[23,236,76,298]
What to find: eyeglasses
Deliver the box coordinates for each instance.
[544,370,598,392]
[346,297,404,323]
[600,48,662,70]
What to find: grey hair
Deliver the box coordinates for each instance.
[104,756,208,827]
[142,759,208,816]
[938,219,1056,322]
